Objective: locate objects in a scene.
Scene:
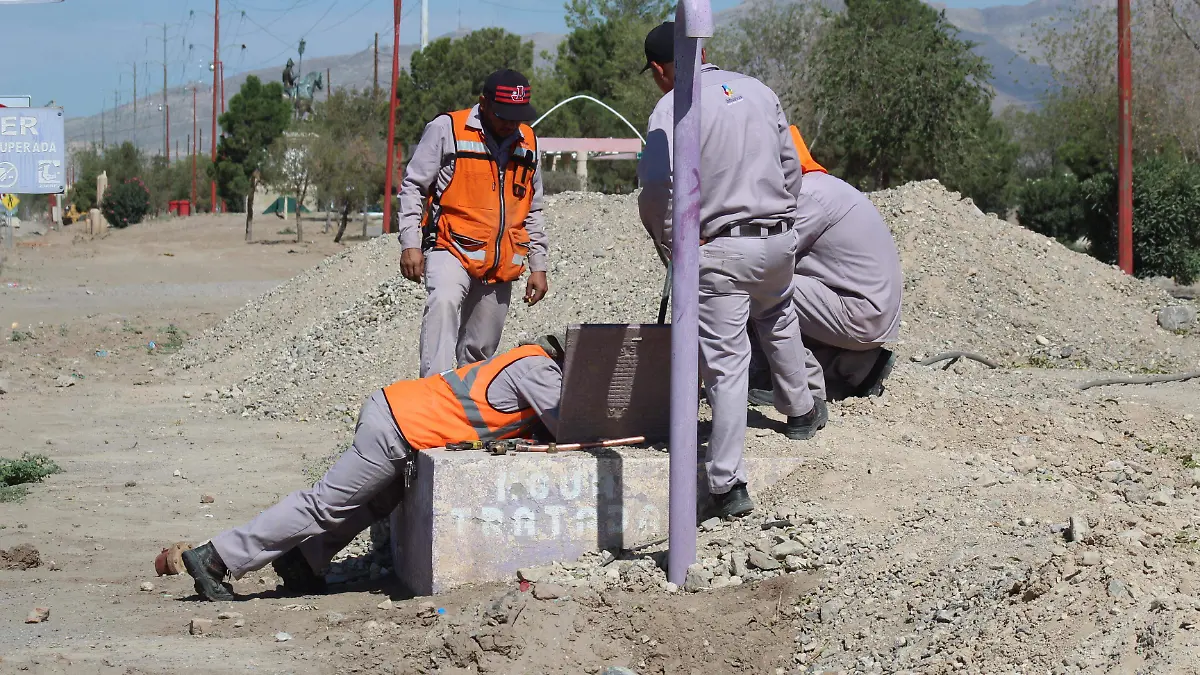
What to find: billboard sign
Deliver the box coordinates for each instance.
[0,107,66,194]
[0,95,32,108]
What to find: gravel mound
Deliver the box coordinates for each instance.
[177,181,1199,422]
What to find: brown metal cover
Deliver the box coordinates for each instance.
[557,324,672,444]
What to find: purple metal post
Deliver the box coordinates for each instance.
[667,0,713,587]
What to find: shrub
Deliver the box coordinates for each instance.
[1016,173,1094,243]
[542,170,582,195]
[1083,156,1200,284]
[0,453,62,503]
[100,177,152,228]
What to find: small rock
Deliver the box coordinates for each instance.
[1123,486,1150,504]
[275,632,292,642]
[1117,528,1147,546]
[601,668,640,675]
[533,582,567,600]
[1178,579,1195,597]
[700,516,722,531]
[1088,432,1107,444]
[664,582,678,593]
[200,494,215,504]
[976,476,999,488]
[1150,597,1173,612]
[1035,335,1050,346]
[325,612,345,625]
[820,599,844,624]
[1067,514,1090,543]
[684,563,711,592]
[749,550,782,571]
[1189,468,1200,488]
[516,567,546,583]
[731,551,749,578]
[233,619,245,628]
[1080,551,1101,566]
[771,540,805,558]
[1108,578,1132,600]
[182,391,194,399]
[934,609,954,623]
[376,599,393,610]
[24,607,49,624]
[124,481,136,487]
[189,618,213,635]
[172,469,181,477]
[139,582,155,592]
[1158,305,1197,331]
[1150,490,1172,506]
[54,375,74,388]
[217,611,242,620]
[1012,455,1038,474]
[1126,460,1152,475]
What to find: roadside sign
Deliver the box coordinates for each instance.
[0,95,32,108]
[1,194,18,213]
[0,107,65,194]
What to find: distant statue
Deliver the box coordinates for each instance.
[282,58,297,91]
[291,72,324,120]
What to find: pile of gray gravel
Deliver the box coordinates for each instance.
[176,182,1198,423]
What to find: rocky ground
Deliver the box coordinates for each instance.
[2,185,1199,674]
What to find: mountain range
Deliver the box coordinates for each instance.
[66,0,1087,155]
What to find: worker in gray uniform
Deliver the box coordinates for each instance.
[182,335,567,601]
[398,69,550,377]
[748,127,902,405]
[637,21,826,520]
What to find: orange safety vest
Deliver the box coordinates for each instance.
[381,344,548,451]
[421,108,539,284]
[789,125,828,175]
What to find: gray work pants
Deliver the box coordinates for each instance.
[750,275,889,401]
[211,391,409,579]
[699,230,816,495]
[420,249,512,377]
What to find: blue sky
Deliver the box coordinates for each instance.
[2,0,1022,117]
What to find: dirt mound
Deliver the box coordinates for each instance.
[1,544,41,570]
[177,182,1198,422]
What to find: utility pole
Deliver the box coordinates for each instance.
[1117,0,1134,275]
[133,62,137,137]
[383,0,404,235]
[101,96,106,148]
[211,0,220,214]
[162,24,169,161]
[327,67,331,99]
[373,32,379,98]
[421,0,429,49]
[220,62,226,114]
[192,86,198,212]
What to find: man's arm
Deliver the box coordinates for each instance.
[398,116,454,251]
[775,93,803,201]
[637,103,674,261]
[524,159,548,273]
[511,358,563,440]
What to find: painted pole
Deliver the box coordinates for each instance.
[1117,0,1133,275]
[383,0,404,235]
[211,0,220,213]
[667,0,712,587]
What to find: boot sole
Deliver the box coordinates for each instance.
[182,549,234,602]
[719,500,756,518]
[857,350,897,398]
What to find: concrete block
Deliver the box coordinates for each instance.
[390,447,804,596]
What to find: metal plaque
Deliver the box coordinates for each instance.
[557,324,672,444]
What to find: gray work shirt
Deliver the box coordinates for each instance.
[793,172,903,342]
[398,104,549,273]
[637,64,803,254]
[485,354,562,439]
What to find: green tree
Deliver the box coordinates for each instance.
[810,0,997,191]
[265,130,317,242]
[210,75,292,241]
[535,0,669,193]
[396,28,533,146]
[308,89,388,243]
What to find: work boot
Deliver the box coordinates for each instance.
[784,398,828,441]
[853,349,896,398]
[747,388,775,407]
[271,548,327,596]
[712,483,755,519]
[182,542,234,601]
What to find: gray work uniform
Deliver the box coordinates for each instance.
[638,63,817,496]
[750,171,903,399]
[210,354,563,579]
[398,105,549,377]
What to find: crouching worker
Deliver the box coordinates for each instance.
[182,334,567,601]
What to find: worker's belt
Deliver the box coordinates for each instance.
[710,218,794,240]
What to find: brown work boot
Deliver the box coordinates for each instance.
[182,543,234,601]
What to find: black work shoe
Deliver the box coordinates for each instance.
[272,548,327,595]
[747,388,775,407]
[712,484,755,519]
[784,398,828,440]
[854,349,897,398]
[182,543,234,601]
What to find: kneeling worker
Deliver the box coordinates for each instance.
[749,127,902,404]
[182,335,566,601]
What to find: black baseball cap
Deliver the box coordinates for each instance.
[641,21,674,72]
[482,69,537,122]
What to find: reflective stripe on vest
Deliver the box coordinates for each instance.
[422,108,539,284]
[380,344,548,451]
[789,125,828,175]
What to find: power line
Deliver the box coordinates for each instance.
[477,0,562,13]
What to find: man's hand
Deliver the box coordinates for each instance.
[524,271,548,305]
[400,248,425,282]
